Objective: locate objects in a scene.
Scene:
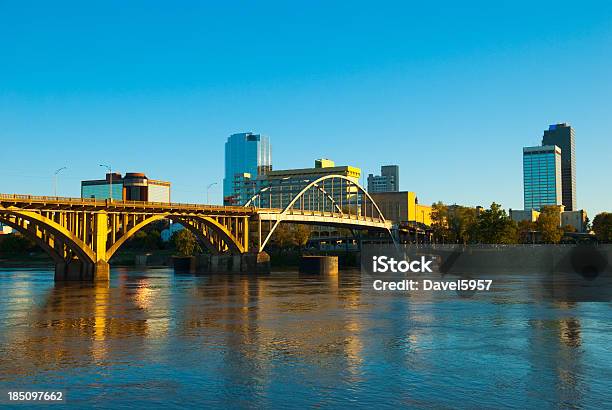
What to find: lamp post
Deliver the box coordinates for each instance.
[206,182,218,204]
[53,167,67,197]
[99,164,113,201]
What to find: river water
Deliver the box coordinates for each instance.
[0,267,610,409]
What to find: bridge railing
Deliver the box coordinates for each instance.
[0,193,254,213]
[280,208,386,223]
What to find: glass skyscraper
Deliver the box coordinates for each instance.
[223,132,272,205]
[541,123,576,211]
[523,145,562,210]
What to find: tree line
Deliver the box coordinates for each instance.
[430,202,612,244]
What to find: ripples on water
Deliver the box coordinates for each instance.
[0,267,610,409]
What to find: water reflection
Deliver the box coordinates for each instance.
[0,268,609,408]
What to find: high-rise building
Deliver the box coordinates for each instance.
[541,123,576,210]
[523,145,562,210]
[81,172,171,202]
[224,132,272,205]
[367,165,399,193]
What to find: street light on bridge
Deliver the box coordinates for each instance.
[53,166,67,197]
[99,164,113,201]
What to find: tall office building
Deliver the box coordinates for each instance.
[523,145,562,210]
[224,132,272,205]
[541,123,576,210]
[367,165,399,193]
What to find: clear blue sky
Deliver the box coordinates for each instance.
[1,1,611,216]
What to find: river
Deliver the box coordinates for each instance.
[0,267,610,409]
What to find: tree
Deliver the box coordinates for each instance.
[270,223,313,250]
[271,223,293,250]
[172,229,200,256]
[431,202,450,243]
[0,234,37,255]
[448,206,478,244]
[562,224,577,233]
[517,220,537,244]
[471,202,518,244]
[584,216,592,232]
[292,225,313,249]
[592,212,612,242]
[537,205,563,243]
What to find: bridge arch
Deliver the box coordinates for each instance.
[0,194,254,281]
[0,210,97,266]
[0,214,64,263]
[245,174,392,252]
[106,214,245,260]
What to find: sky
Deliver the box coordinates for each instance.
[1,1,611,216]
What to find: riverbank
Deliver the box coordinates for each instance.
[0,249,362,269]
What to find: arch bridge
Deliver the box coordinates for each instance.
[0,176,391,281]
[245,174,392,252]
[0,194,252,281]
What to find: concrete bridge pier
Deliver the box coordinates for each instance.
[54,259,109,282]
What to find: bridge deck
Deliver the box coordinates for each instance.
[0,194,255,216]
[257,208,392,230]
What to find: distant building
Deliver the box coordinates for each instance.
[542,123,576,211]
[509,207,589,233]
[81,172,171,202]
[224,132,272,205]
[510,209,541,223]
[561,209,588,232]
[263,159,361,209]
[523,145,562,210]
[233,158,362,211]
[368,191,432,226]
[231,172,261,206]
[367,165,399,193]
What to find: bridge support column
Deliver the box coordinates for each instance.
[241,252,270,273]
[232,255,241,272]
[54,258,100,281]
[94,260,110,281]
[54,261,67,281]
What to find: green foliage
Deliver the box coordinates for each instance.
[448,206,478,244]
[517,220,537,244]
[126,229,162,251]
[172,229,200,256]
[272,224,293,249]
[584,216,591,232]
[431,202,450,243]
[471,202,518,244]
[293,225,312,248]
[562,224,577,233]
[270,223,313,250]
[430,202,518,244]
[536,206,563,243]
[144,230,161,250]
[592,212,612,242]
[0,234,37,255]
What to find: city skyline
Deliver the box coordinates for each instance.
[1,2,611,216]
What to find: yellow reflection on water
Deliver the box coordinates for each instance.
[92,282,110,362]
